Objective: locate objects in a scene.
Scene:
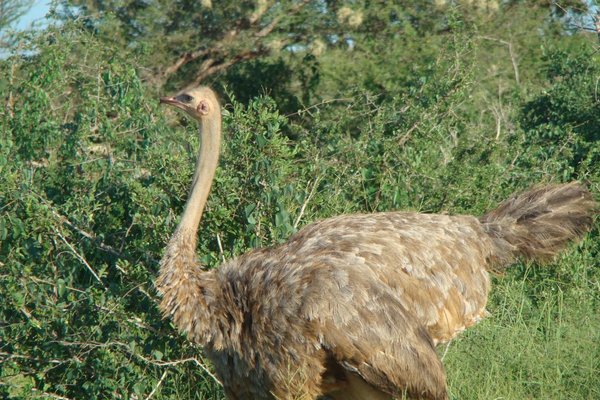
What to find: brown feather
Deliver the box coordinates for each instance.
[155,86,597,400]
[480,182,596,267]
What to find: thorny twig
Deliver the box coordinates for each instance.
[33,192,158,266]
[30,389,72,400]
[216,232,226,263]
[54,228,104,286]
[294,177,321,230]
[144,370,168,400]
[285,98,353,118]
[478,35,520,85]
[50,340,222,386]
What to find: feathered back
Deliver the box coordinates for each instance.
[480,182,597,267]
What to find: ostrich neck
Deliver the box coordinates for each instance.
[177,114,221,241]
[155,110,222,344]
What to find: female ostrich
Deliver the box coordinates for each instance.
[156,86,596,400]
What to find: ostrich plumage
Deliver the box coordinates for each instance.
[155,86,596,400]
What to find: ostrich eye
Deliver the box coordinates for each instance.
[176,94,193,103]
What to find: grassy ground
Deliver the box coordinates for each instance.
[444,243,600,400]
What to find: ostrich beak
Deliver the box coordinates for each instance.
[159,96,185,110]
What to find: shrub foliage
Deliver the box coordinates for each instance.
[1,13,599,400]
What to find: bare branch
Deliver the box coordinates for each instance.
[0,351,64,365]
[162,0,312,84]
[255,0,311,38]
[162,48,211,78]
[478,35,520,85]
[188,49,268,89]
[249,0,275,25]
[5,62,15,118]
[507,40,520,86]
[50,340,222,386]
[294,177,321,230]
[54,228,104,286]
[285,97,353,117]
[30,389,72,400]
[440,340,452,361]
[150,357,222,385]
[33,192,158,266]
[216,232,226,263]
[144,370,168,400]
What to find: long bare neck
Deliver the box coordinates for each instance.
[156,111,222,343]
[177,114,222,241]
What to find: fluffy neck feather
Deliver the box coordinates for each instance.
[156,112,222,343]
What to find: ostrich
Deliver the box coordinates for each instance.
[156,86,596,400]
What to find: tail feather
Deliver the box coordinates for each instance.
[480,182,597,268]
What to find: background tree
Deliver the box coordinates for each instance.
[0,0,35,30]
[0,0,35,47]
[58,0,597,98]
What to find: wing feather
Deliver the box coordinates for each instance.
[297,259,448,399]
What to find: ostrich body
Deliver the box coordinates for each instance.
[156,87,596,400]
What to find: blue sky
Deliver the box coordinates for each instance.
[13,1,52,31]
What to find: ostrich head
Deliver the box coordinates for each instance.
[159,86,220,121]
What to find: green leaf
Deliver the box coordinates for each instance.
[0,216,7,240]
[56,279,66,297]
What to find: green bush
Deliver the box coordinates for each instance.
[1,18,598,400]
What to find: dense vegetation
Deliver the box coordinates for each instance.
[1,1,599,399]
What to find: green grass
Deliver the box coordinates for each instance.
[445,246,600,400]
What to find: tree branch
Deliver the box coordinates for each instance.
[162,48,211,78]
[161,0,311,84]
[32,192,158,266]
[187,49,268,89]
[478,35,520,85]
[51,340,222,386]
[54,228,104,286]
